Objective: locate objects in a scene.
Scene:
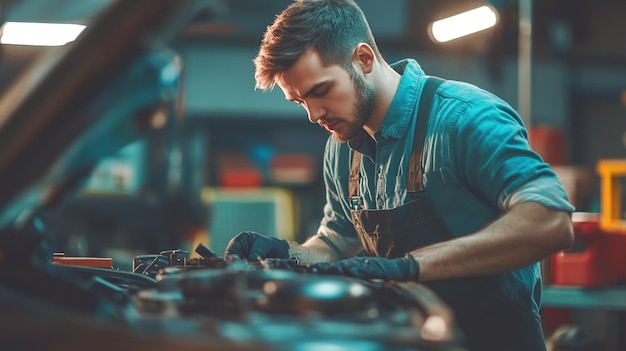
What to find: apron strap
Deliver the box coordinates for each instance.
[349,149,362,209]
[407,77,444,192]
[349,77,445,201]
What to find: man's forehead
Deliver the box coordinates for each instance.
[276,52,321,98]
[277,50,344,100]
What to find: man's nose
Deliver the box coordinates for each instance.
[306,102,325,124]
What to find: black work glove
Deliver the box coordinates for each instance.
[224,231,289,261]
[307,255,420,282]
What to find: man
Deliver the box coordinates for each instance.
[225,1,575,350]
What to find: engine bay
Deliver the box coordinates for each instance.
[0,241,463,351]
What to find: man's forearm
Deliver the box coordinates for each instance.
[288,235,338,264]
[411,202,573,282]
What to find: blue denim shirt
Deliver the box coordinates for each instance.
[314,59,575,314]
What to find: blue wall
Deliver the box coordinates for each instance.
[181,44,572,130]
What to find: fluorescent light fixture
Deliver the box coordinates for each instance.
[430,5,498,43]
[0,22,86,46]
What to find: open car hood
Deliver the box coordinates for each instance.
[0,0,198,231]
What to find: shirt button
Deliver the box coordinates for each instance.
[377,199,384,207]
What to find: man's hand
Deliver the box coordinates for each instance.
[307,255,420,282]
[224,231,290,261]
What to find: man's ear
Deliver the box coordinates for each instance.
[353,43,375,74]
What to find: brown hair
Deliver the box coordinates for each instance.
[253,0,382,91]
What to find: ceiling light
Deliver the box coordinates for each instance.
[0,22,86,46]
[430,5,498,43]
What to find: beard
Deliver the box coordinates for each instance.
[333,68,375,143]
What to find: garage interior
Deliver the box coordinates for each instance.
[1,0,626,350]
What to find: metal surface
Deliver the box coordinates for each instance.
[543,285,626,311]
[517,0,533,128]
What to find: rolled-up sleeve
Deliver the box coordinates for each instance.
[501,178,575,212]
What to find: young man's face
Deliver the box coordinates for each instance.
[276,49,375,142]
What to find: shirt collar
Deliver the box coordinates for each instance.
[378,59,425,140]
[347,59,426,153]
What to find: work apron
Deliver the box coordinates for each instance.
[348,78,547,351]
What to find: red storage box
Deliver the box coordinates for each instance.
[606,230,626,283]
[550,213,612,286]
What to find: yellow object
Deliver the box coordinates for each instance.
[596,159,626,233]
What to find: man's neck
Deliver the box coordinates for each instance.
[363,63,402,139]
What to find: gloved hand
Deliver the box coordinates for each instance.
[307,255,420,282]
[224,231,290,261]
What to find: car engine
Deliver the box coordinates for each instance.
[0,240,464,351]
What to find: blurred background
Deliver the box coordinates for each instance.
[1,1,625,349]
[1,0,625,265]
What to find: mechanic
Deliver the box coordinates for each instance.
[224,1,575,350]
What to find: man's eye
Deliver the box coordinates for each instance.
[312,88,328,97]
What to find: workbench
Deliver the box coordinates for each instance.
[542,285,626,351]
